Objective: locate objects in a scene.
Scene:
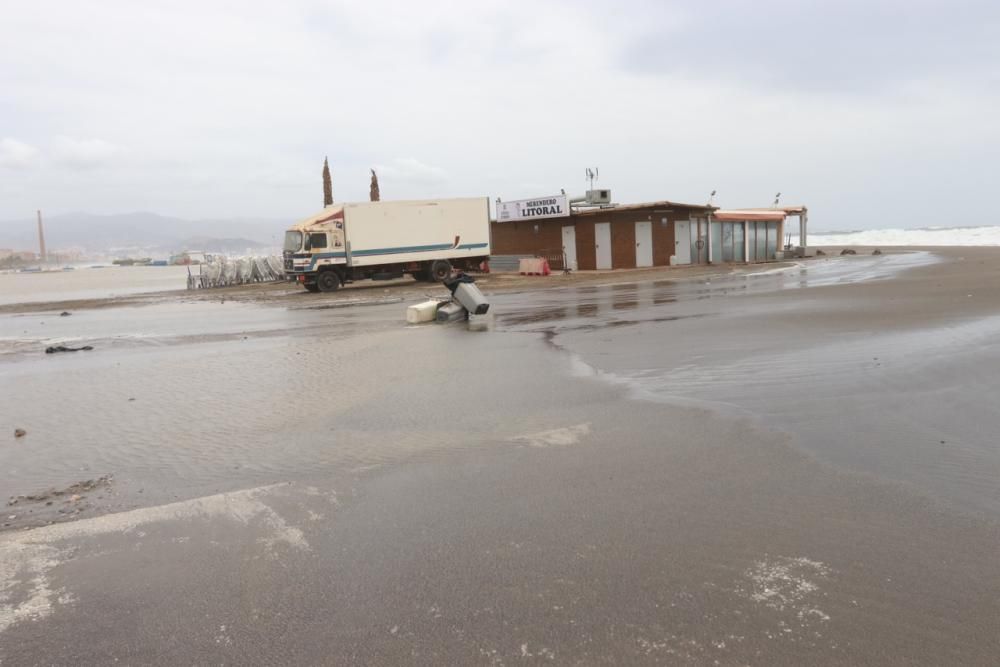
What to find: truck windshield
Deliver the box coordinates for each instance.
[283,231,303,252]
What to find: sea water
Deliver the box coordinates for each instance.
[790,224,1000,247]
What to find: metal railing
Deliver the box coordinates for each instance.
[537,248,566,272]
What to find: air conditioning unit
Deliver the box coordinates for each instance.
[586,189,611,205]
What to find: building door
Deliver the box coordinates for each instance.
[710,220,722,263]
[595,222,612,269]
[673,220,691,264]
[766,221,778,260]
[561,225,578,271]
[634,221,653,267]
[691,217,709,264]
[721,222,734,262]
[734,221,746,262]
[755,222,767,261]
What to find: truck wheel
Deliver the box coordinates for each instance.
[316,271,341,292]
[429,260,452,282]
[304,283,320,293]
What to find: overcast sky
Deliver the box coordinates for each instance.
[1,0,998,229]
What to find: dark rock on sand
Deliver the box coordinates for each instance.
[45,345,94,354]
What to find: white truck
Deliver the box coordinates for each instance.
[282,197,491,292]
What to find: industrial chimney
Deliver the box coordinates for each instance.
[37,210,47,263]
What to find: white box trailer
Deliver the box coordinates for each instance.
[282,197,491,292]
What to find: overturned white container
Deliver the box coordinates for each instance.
[406,300,440,324]
[451,282,490,315]
[435,301,467,323]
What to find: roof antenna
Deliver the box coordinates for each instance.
[773,192,782,208]
[708,189,717,206]
[586,167,599,191]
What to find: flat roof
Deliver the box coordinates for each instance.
[570,200,716,217]
[738,205,807,214]
[714,209,787,221]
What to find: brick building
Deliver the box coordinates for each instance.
[491,200,715,270]
[491,200,807,270]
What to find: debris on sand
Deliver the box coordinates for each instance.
[815,249,826,256]
[59,311,72,316]
[872,248,883,255]
[45,345,94,354]
[436,301,467,322]
[444,273,490,315]
[8,475,113,507]
[406,300,441,324]
[14,428,26,438]
[840,248,857,255]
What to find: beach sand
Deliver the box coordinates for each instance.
[1,247,998,664]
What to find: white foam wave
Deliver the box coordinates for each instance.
[791,225,1000,247]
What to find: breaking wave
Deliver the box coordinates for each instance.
[790,224,1000,247]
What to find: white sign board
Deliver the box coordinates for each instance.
[496,195,569,222]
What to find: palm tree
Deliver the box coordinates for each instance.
[370,169,380,202]
[322,157,333,207]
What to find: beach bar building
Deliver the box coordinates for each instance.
[491,200,717,271]
[491,199,809,270]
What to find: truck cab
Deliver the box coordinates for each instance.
[283,208,348,292]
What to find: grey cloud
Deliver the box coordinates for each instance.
[0,0,996,230]
[617,0,1000,93]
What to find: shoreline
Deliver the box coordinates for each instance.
[0,244,928,315]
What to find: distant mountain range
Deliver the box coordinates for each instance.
[0,211,287,254]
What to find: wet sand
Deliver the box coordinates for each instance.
[0,260,794,314]
[1,248,999,664]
